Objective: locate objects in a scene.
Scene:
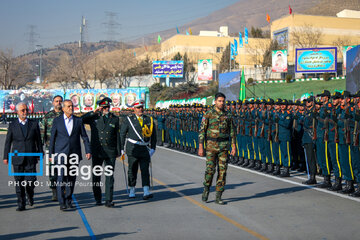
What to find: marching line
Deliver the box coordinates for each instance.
[158,146,360,203]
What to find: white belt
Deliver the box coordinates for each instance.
[127,138,149,146]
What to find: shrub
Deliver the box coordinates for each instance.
[247,78,254,85]
[322,73,331,81]
[285,74,293,83]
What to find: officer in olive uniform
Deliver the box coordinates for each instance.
[82,97,121,207]
[120,99,157,200]
[40,95,63,201]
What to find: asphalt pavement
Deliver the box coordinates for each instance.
[0,132,359,240]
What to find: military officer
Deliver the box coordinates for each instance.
[120,99,157,200]
[198,92,236,205]
[40,95,63,201]
[82,97,121,207]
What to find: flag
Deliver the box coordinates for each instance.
[186,30,189,35]
[176,26,180,34]
[189,28,192,35]
[239,68,246,100]
[230,43,235,60]
[134,51,136,57]
[157,35,162,43]
[289,5,292,15]
[239,32,243,48]
[266,14,271,23]
[244,27,248,44]
[234,39,238,55]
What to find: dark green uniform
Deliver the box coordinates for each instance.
[82,111,121,203]
[120,114,157,187]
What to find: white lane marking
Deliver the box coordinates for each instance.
[158,146,360,203]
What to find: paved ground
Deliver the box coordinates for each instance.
[0,132,360,240]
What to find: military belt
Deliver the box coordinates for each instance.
[207,137,229,142]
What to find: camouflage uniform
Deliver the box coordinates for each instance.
[199,107,235,193]
[39,110,63,189]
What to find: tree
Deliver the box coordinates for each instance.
[172,52,195,82]
[0,49,32,89]
[219,45,237,73]
[70,50,94,89]
[291,24,323,48]
[251,27,263,38]
[97,67,112,89]
[332,37,352,60]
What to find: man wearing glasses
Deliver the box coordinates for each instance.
[82,97,121,207]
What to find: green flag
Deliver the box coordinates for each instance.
[157,35,162,43]
[239,68,246,100]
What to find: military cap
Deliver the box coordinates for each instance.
[317,90,331,97]
[294,100,301,106]
[341,91,351,99]
[231,100,236,106]
[226,101,230,105]
[315,100,322,105]
[281,99,288,105]
[267,98,274,105]
[132,99,145,108]
[96,97,112,107]
[275,98,282,104]
[331,92,342,99]
[249,99,255,104]
[255,99,261,104]
[288,100,294,105]
[306,96,315,102]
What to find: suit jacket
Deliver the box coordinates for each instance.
[49,114,91,161]
[82,111,121,159]
[3,119,42,166]
[120,114,156,152]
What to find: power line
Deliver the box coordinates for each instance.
[25,25,39,53]
[103,11,121,42]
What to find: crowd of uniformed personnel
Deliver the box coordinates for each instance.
[142,90,360,197]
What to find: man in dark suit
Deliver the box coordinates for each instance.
[82,97,121,207]
[3,102,42,211]
[49,100,91,211]
[120,99,157,200]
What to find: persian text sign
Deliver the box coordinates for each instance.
[152,61,184,78]
[295,47,337,73]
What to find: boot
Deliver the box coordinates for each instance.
[241,159,249,167]
[317,175,332,189]
[340,180,355,194]
[254,160,261,170]
[328,177,342,191]
[237,157,244,166]
[248,159,255,169]
[143,186,153,200]
[349,185,360,197]
[266,164,274,174]
[129,187,136,198]
[272,165,280,176]
[215,191,225,205]
[302,175,317,185]
[280,167,290,177]
[51,188,58,201]
[202,187,210,202]
[260,163,267,172]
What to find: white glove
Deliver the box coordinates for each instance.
[149,149,155,157]
[121,150,125,156]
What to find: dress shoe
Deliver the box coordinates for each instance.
[328,177,342,191]
[247,159,255,169]
[340,180,354,194]
[260,163,267,172]
[105,201,115,208]
[27,197,34,206]
[266,164,274,173]
[254,160,262,171]
[67,201,74,209]
[16,206,26,211]
[316,175,332,189]
[51,188,58,201]
[272,165,280,176]
[241,159,249,167]
[279,167,290,178]
[60,205,67,211]
[349,186,360,197]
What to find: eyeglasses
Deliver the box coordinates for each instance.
[135,106,144,109]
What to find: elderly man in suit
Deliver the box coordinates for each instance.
[49,99,91,211]
[120,99,157,200]
[3,102,42,211]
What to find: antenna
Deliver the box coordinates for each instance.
[25,25,39,53]
[103,11,120,42]
[79,16,88,49]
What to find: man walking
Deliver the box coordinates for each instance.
[3,102,42,211]
[198,92,236,205]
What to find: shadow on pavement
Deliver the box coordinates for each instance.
[0,227,78,240]
[48,232,137,240]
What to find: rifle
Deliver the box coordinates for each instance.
[267,111,272,141]
[312,110,317,141]
[274,113,279,143]
[331,107,339,143]
[323,118,329,142]
[345,106,351,145]
[260,110,265,138]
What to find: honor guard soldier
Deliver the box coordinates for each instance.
[199,92,236,205]
[40,95,63,201]
[82,97,121,207]
[120,99,157,200]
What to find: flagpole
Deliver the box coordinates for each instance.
[229,42,232,72]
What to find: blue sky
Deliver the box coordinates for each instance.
[0,0,240,55]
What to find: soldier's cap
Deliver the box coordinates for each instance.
[226,101,230,105]
[260,99,267,104]
[255,99,261,104]
[306,96,315,102]
[267,98,274,105]
[341,91,351,99]
[315,100,322,105]
[288,100,294,105]
[281,99,288,105]
[96,97,112,107]
[132,99,145,108]
[275,98,282,104]
[317,90,331,97]
[294,100,301,106]
[352,90,360,98]
[331,91,342,99]
[236,99,241,104]
[249,99,255,104]
[231,100,236,106]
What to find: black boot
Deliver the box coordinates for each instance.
[248,159,255,169]
[241,159,249,167]
[215,191,225,205]
[279,167,290,177]
[260,163,267,172]
[328,177,342,191]
[272,165,280,176]
[51,188,58,201]
[317,175,332,189]
[350,185,360,197]
[254,160,261,170]
[266,164,274,173]
[237,157,244,166]
[202,187,210,202]
[340,180,355,194]
[302,175,317,185]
